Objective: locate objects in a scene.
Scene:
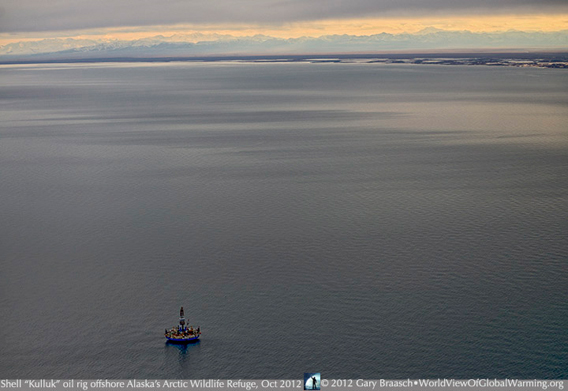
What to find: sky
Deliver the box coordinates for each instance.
[1,0,568,54]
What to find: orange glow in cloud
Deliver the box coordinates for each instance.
[1,14,567,45]
[268,14,568,37]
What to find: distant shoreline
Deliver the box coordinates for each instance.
[1,52,567,68]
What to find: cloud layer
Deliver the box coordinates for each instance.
[2,0,568,33]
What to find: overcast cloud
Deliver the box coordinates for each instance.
[2,0,568,33]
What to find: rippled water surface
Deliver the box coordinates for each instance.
[0,62,567,379]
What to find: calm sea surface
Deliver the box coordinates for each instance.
[0,62,567,379]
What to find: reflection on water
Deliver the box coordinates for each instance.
[161,340,203,379]
[164,340,201,366]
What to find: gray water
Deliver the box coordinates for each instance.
[0,62,567,379]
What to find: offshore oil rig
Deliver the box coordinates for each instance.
[164,307,201,343]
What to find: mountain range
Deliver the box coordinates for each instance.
[2,29,567,61]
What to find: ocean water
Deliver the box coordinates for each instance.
[0,62,567,379]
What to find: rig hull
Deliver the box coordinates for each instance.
[165,335,200,343]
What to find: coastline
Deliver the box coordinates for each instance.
[1,52,567,68]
